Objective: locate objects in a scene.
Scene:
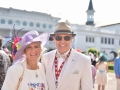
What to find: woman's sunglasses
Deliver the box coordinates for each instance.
[54,36,72,41]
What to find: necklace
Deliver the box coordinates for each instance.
[35,69,38,78]
[27,61,39,78]
[27,63,46,90]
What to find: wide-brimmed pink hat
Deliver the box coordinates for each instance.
[13,30,49,64]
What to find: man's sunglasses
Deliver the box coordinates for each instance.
[54,36,72,41]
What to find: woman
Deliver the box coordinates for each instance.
[2,30,49,90]
[95,53,108,90]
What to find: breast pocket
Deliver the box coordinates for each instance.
[67,74,80,83]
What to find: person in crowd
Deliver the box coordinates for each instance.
[91,64,96,88]
[91,57,96,88]
[114,50,120,90]
[2,46,9,54]
[88,53,96,88]
[2,30,49,90]
[89,52,94,63]
[95,53,108,90]
[92,53,97,66]
[42,22,93,90]
[2,45,13,64]
[0,36,11,90]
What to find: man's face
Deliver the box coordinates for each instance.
[52,34,73,54]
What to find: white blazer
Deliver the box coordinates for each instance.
[42,48,93,90]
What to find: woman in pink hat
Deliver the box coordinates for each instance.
[2,30,49,90]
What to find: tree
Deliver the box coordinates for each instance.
[88,48,98,55]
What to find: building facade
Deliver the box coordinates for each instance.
[0,7,60,48]
[0,6,120,55]
[71,24,120,54]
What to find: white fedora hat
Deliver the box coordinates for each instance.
[50,22,76,37]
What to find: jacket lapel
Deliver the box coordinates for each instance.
[46,50,56,89]
[57,49,77,89]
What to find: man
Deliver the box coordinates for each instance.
[42,22,93,90]
[114,50,120,90]
[0,36,11,89]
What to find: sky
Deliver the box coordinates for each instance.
[0,0,120,24]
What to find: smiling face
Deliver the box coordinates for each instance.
[24,41,41,62]
[52,34,73,54]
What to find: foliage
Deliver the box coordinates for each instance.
[108,62,114,73]
[81,51,86,54]
[87,47,98,55]
[98,51,100,56]
[7,43,12,53]
[108,65,114,70]
[108,69,114,73]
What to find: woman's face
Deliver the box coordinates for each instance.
[24,42,41,62]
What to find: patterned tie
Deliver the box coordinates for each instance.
[55,53,66,59]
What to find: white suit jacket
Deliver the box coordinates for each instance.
[42,48,93,90]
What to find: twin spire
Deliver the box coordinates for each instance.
[86,0,95,26]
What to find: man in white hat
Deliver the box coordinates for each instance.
[42,22,93,90]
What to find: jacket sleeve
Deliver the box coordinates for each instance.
[41,54,48,73]
[0,53,6,89]
[41,55,46,72]
[1,64,23,90]
[114,58,119,75]
[81,57,93,90]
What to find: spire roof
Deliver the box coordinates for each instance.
[87,0,94,11]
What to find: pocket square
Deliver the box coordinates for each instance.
[72,71,79,74]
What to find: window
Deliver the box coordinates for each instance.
[86,37,94,43]
[112,38,114,44]
[89,13,93,19]
[101,37,103,43]
[30,22,34,27]
[36,23,40,27]
[105,38,107,44]
[92,38,94,42]
[1,19,5,24]
[16,20,20,25]
[108,38,110,44]
[43,24,46,28]
[86,37,88,42]
[101,37,114,45]
[23,21,27,26]
[89,37,91,42]
[49,24,52,29]
[8,20,13,25]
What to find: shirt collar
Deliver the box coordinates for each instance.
[57,48,71,55]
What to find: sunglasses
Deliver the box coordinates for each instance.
[54,36,72,41]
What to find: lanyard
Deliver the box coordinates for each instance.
[54,49,71,87]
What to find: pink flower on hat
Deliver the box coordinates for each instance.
[12,37,21,49]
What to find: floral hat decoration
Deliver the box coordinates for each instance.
[5,24,23,60]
